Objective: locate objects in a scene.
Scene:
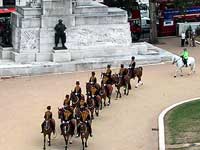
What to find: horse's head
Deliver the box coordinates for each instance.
[70,91,79,104]
[62,121,71,135]
[58,107,63,119]
[43,120,51,131]
[172,56,179,65]
[80,122,87,134]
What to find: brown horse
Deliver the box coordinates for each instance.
[70,91,80,109]
[80,122,90,150]
[86,82,100,94]
[112,70,131,99]
[128,67,143,88]
[60,111,75,150]
[86,95,95,119]
[79,111,90,150]
[99,84,113,106]
[42,119,54,150]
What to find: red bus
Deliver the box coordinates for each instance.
[158,0,200,36]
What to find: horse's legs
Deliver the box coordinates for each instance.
[174,68,179,77]
[108,96,111,106]
[64,135,68,150]
[48,133,51,146]
[69,135,73,144]
[103,97,106,106]
[180,68,183,76]
[126,84,129,95]
[82,138,85,150]
[85,138,88,147]
[43,134,46,150]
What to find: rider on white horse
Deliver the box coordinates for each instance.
[180,48,189,67]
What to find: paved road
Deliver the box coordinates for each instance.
[0,37,199,150]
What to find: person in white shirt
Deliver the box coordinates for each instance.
[181,31,185,47]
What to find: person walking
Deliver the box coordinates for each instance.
[181,31,185,47]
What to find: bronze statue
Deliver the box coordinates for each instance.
[54,19,67,49]
[1,18,12,47]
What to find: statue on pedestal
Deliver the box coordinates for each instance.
[54,19,67,50]
[1,18,12,47]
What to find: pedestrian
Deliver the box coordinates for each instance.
[192,32,196,47]
[181,31,185,47]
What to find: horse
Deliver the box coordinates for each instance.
[99,83,113,106]
[86,95,95,119]
[128,66,143,88]
[78,111,90,150]
[41,119,54,150]
[60,110,75,150]
[70,91,80,109]
[172,55,195,77]
[112,71,131,99]
[86,82,101,94]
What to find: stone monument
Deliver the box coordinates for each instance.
[5,0,131,63]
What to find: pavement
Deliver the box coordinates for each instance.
[0,37,199,150]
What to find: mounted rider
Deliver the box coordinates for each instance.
[60,103,75,135]
[76,103,93,137]
[104,64,112,84]
[89,71,97,85]
[129,56,136,75]
[63,94,70,106]
[119,64,127,82]
[41,106,55,134]
[181,48,189,67]
[73,80,82,99]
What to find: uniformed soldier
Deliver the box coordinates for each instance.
[41,106,55,134]
[63,94,70,106]
[73,80,82,99]
[76,103,93,137]
[129,56,136,70]
[89,71,97,85]
[119,64,126,79]
[60,103,75,135]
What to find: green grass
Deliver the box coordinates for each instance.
[165,100,200,145]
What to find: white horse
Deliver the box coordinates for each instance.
[172,55,195,77]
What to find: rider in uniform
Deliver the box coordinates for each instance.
[129,56,136,72]
[105,64,112,84]
[181,48,189,67]
[41,106,55,134]
[63,94,70,106]
[119,64,126,80]
[76,100,93,137]
[89,71,97,85]
[60,103,75,135]
[73,80,82,99]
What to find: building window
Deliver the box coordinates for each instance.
[3,0,15,7]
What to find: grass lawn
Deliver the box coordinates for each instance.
[165,100,200,146]
[196,36,200,42]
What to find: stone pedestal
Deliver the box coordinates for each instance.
[0,46,13,59]
[52,50,71,62]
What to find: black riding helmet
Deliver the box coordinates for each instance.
[92,71,95,76]
[47,106,51,110]
[76,80,80,85]
[120,64,124,68]
[107,64,111,68]
[131,56,135,60]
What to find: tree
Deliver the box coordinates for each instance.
[149,0,158,44]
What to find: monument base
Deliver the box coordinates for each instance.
[52,49,71,62]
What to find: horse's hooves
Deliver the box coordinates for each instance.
[135,86,138,88]
[70,141,72,144]
[180,75,183,77]
[85,145,88,148]
[43,147,45,150]
[174,76,176,78]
